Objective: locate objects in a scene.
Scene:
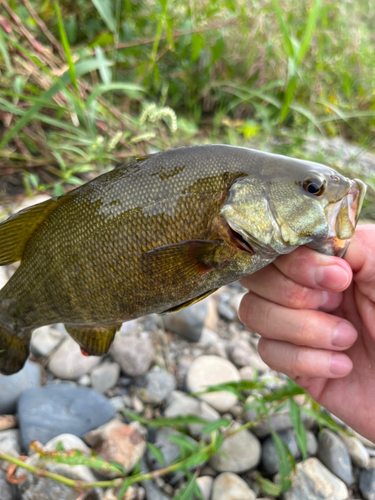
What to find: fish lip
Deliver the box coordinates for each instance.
[325,178,367,257]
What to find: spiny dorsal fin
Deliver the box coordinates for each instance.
[0,197,60,265]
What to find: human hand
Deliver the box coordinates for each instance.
[239,224,375,442]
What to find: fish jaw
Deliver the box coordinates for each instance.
[309,178,366,257]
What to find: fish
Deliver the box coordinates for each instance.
[0,144,366,375]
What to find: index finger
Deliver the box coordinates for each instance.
[240,246,352,292]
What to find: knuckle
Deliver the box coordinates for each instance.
[284,280,312,309]
[291,347,309,376]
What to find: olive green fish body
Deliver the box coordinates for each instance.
[0,145,366,374]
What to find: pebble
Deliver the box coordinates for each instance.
[140,458,171,500]
[0,471,12,500]
[136,367,176,404]
[84,418,146,476]
[48,336,101,379]
[341,433,370,468]
[196,476,213,500]
[0,360,42,414]
[111,336,154,376]
[162,299,209,342]
[226,340,269,372]
[30,325,66,357]
[18,383,115,449]
[359,460,375,500]
[77,373,91,386]
[22,434,97,483]
[0,428,21,457]
[110,396,126,412]
[211,472,256,500]
[91,362,120,394]
[186,355,241,412]
[251,408,314,438]
[239,365,256,381]
[19,478,83,500]
[283,457,348,500]
[199,327,220,345]
[164,393,220,438]
[318,429,353,486]
[209,425,261,473]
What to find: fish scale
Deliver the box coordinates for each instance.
[0,144,366,375]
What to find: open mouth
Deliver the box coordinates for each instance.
[326,179,366,257]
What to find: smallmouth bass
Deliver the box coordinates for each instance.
[0,145,366,374]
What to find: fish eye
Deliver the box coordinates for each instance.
[302,177,325,196]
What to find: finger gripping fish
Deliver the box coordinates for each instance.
[0,145,366,375]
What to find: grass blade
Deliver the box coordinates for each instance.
[271,0,294,58]
[92,0,116,33]
[86,82,145,108]
[54,0,78,94]
[289,398,307,460]
[297,0,322,64]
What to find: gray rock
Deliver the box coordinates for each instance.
[111,336,154,377]
[283,458,348,500]
[0,428,21,457]
[186,355,240,412]
[18,383,115,449]
[210,425,261,473]
[251,408,314,438]
[341,433,370,468]
[162,299,209,342]
[48,336,101,380]
[140,458,171,500]
[20,478,80,500]
[199,328,220,346]
[91,362,120,394]
[218,301,237,321]
[0,360,42,414]
[164,393,220,438]
[84,419,146,477]
[30,325,66,357]
[318,429,353,486]
[196,476,213,500]
[211,472,256,500]
[0,471,12,500]
[226,340,268,371]
[360,462,375,500]
[262,429,301,475]
[110,396,126,412]
[148,427,196,469]
[136,367,176,404]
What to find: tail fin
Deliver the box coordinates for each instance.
[0,325,30,375]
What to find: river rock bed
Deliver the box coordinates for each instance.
[0,247,374,499]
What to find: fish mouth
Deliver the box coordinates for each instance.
[324,178,366,257]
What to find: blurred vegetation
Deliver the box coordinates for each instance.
[0,0,374,213]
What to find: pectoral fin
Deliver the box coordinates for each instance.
[64,324,120,356]
[161,288,218,314]
[0,326,31,375]
[144,239,230,283]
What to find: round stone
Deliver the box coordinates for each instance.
[211,472,256,500]
[186,355,240,412]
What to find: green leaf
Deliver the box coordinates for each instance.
[271,0,294,58]
[181,450,209,469]
[147,442,166,466]
[297,0,322,64]
[95,46,112,84]
[271,430,295,491]
[92,0,116,33]
[168,434,197,453]
[191,34,204,62]
[0,27,12,73]
[123,411,209,428]
[257,474,282,496]
[200,418,231,434]
[302,407,347,434]
[264,379,306,403]
[289,399,307,460]
[117,478,132,500]
[54,0,78,94]
[173,473,201,500]
[86,82,145,109]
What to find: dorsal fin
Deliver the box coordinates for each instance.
[0,197,60,265]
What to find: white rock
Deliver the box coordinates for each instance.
[211,472,256,500]
[209,425,261,473]
[341,433,370,468]
[91,362,120,394]
[196,476,213,500]
[283,458,348,500]
[165,393,220,438]
[186,355,240,412]
[31,325,66,357]
[77,374,91,386]
[239,366,255,381]
[48,337,101,379]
